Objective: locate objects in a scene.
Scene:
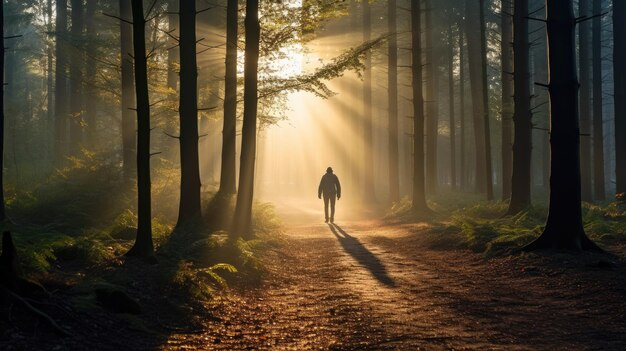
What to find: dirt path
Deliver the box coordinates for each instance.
[165,208,626,350]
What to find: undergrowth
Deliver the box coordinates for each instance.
[388,192,626,257]
[2,151,284,319]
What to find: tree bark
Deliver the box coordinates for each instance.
[579,0,592,201]
[54,0,68,165]
[479,0,494,200]
[218,0,238,196]
[388,0,400,203]
[126,0,154,258]
[0,232,18,292]
[84,0,97,148]
[507,0,533,215]
[0,0,5,221]
[425,0,438,194]
[448,20,456,190]
[47,0,54,164]
[524,0,599,251]
[69,0,84,155]
[501,0,513,200]
[176,0,202,227]
[459,15,467,191]
[120,0,136,181]
[592,0,605,200]
[411,0,430,213]
[362,0,375,203]
[465,0,488,195]
[232,0,260,239]
[167,0,179,92]
[613,0,626,196]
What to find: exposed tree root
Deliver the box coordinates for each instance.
[2,287,71,337]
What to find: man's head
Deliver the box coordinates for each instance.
[326,167,333,173]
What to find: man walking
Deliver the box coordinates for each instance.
[318,167,341,223]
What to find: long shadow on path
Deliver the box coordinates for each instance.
[328,223,396,287]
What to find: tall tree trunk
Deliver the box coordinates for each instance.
[349,0,360,198]
[501,0,513,200]
[507,0,533,214]
[120,0,136,180]
[425,0,438,194]
[579,0,592,201]
[592,0,605,200]
[218,0,238,196]
[388,0,400,203]
[448,20,456,190]
[465,0,488,195]
[613,0,626,196]
[479,0,494,200]
[459,15,467,191]
[47,0,54,164]
[232,0,260,239]
[54,0,68,165]
[167,0,179,91]
[0,0,6,221]
[126,0,154,258]
[411,0,430,213]
[525,0,599,251]
[176,0,202,227]
[84,0,96,149]
[362,0,375,202]
[69,0,84,155]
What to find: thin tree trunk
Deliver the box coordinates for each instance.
[501,0,513,200]
[459,15,467,191]
[507,0,533,214]
[176,0,202,227]
[465,0,487,195]
[126,0,154,258]
[613,0,626,196]
[525,0,599,251]
[54,0,68,165]
[479,0,494,200]
[0,0,5,221]
[218,0,238,196]
[69,0,84,155]
[120,0,136,180]
[448,20,456,190]
[362,0,375,202]
[411,0,430,213]
[388,0,400,203]
[47,0,54,165]
[579,0,592,201]
[592,0,605,200]
[167,0,179,91]
[425,0,438,194]
[84,0,96,148]
[233,0,260,239]
[350,0,360,198]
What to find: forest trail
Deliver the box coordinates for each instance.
[165,202,626,351]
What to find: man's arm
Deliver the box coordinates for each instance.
[335,175,341,199]
[318,178,323,199]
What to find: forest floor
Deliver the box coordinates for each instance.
[164,201,626,351]
[3,199,626,350]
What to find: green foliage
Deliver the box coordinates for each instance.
[198,263,239,289]
[5,223,121,274]
[9,150,129,231]
[391,192,626,257]
[252,202,282,236]
[385,196,412,219]
[582,203,626,248]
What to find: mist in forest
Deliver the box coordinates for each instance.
[2,0,626,349]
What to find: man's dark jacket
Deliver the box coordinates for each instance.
[318,173,341,198]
